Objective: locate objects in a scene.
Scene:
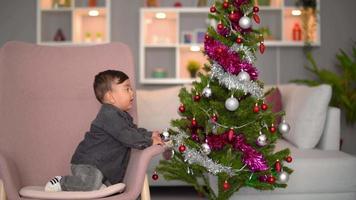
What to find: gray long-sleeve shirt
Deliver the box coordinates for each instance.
[71,103,153,184]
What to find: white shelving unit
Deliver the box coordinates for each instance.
[139,0,320,84]
[37,0,111,45]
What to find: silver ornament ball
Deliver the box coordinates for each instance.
[256,134,267,146]
[277,171,289,184]
[161,130,170,142]
[201,143,211,155]
[239,16,252,29]
[279,120,291,134]
[202,86,212,98]
[225,97,239,111]
[237,71,251,82]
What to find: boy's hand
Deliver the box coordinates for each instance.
[152,131,161,138]
[152,135,163,145]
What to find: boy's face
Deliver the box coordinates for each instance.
[105,79,134,111]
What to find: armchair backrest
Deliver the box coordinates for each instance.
[0,41,138,186]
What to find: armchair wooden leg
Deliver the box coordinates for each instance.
[0,179,6,200]
[141,174,151,200]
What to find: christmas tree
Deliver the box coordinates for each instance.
[155,0,294,199]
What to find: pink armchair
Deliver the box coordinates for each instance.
[0,41,165,200]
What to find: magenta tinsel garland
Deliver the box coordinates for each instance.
[206,132,268,172]
[204,37,258,80]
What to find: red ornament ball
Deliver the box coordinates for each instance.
[210,6,216,13]
[152,173,159,180]
[253,103,260,113]
[269,124,276,133]
[229,12,239,22]
[179,144,186,152]
[253,6,259,13]
[191,118,197,126]
[217,23,224,30]
[236,37,242,44]
[178,104,185,113]
[285,156,293,163]
[223,1,229,9]
[223,180,230,191]
[216,47,223,54]
[194,94,201,102]
[267,176,276,184]
[211,114,218,122]
[205,34,210,40]
[261,103,268,111]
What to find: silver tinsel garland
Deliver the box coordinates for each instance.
[210,63,264,99]
[171,131,236,176]
[229,43,256,64]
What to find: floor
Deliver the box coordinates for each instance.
[150,186,207,200]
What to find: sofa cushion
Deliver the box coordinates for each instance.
[19,183,125,199]
[136,86,182,131]
[278,84,332,149]
[264,87,283,124]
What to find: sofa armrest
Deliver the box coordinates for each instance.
[0,152,21,200]
[317,107,341,150]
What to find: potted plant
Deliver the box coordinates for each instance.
[186,60,201,78]
[291,45,356,125]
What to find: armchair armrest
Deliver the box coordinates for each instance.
[317,107,341,150]
[0,179,6,200]
[0,152,21,200]
[104,144,167,200]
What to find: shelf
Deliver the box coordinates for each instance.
[37,0,110,45]
[140,0,321,85]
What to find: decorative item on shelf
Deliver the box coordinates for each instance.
[258,26,273,40]
[84,32,92,43]
[197,0,207,7]
[60,0,71,8]
[88,0,97,7]
[257,0,270,6]
[146,0,159,7]
[182,31,194,44]
[292,22,302,41]
[52,0,60,9]
[95,32,103,42]
[295,0,317,44]
[53,28,66,41]
[174,1,182,7]
[186,60,201,78]
[194,29,206,44]
[152,67,168,78]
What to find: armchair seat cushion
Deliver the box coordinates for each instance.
[19,183,125,199]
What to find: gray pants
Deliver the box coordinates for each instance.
[60,164,104,191]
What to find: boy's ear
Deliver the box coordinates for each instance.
[103,91,115,104]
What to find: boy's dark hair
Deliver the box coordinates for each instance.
[93,70,129,103]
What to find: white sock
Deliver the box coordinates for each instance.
[44,176,62,192]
